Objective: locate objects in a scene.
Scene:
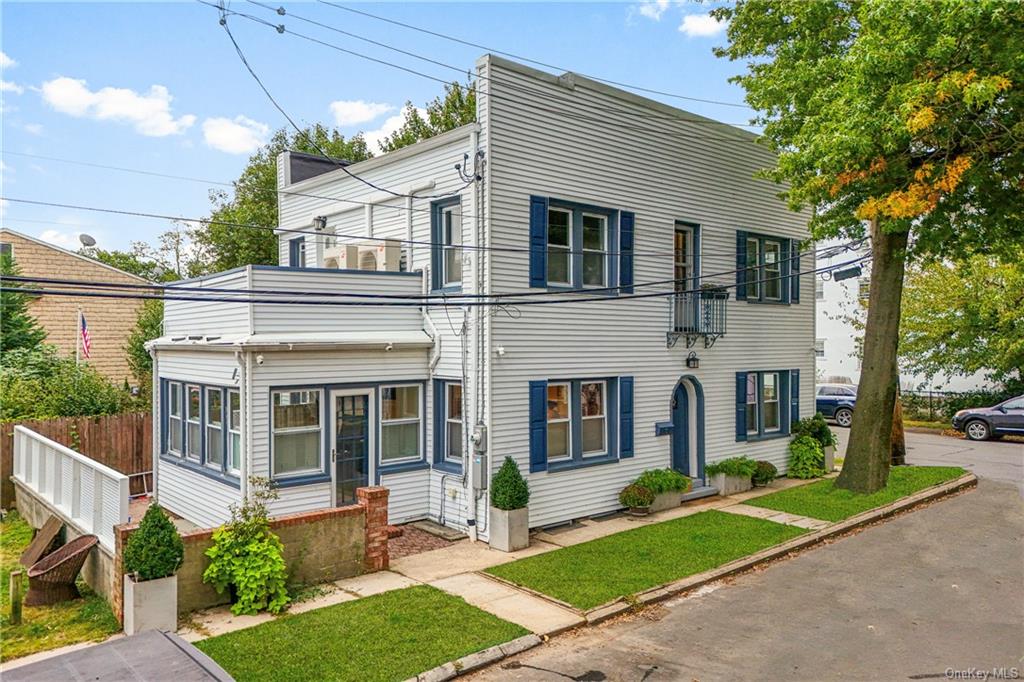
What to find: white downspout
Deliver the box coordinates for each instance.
[467,127,481,542]
[235,350,248,500]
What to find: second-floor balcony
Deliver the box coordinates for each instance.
[667,286,729,348]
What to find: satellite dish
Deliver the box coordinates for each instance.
[79,233,97,247]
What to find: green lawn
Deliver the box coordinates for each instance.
[486,510,806,611]
[1,511,120,662]
[195,585,527,682]
[746,465,966,522]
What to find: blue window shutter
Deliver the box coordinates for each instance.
[529,380,548,472]
[619,376,634,458]
[619,212,635,294]
[790,369,800,427]
[735,372,748,441]
[735,231,748,300]
[288,237,305,267]
[529,196,549,287]
[791,239,801,302]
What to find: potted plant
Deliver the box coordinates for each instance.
[122,504,184,635]
[619,484,656,516]
[752,460,778,487]
[788,435,826,479]
[489,457,530,552]
[793,413,838,472]
[705,456,758,495]
[633,469,692,512]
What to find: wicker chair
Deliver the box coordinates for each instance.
[24,535,99,606]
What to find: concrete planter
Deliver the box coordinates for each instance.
[124,574,177,635]
[824,445,836,472]
[490,507,529,552]
[710,473,753,496]
[649,491,681,513]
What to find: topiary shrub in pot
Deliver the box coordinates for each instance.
[123,504,185,635]
[752,461,779,487]
[705,456,758,495]
[633,469,692,512]
[618,484,656,516]
[788,435,826,479]
[489,457,531,552]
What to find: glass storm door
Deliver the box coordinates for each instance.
[333,393,370,506]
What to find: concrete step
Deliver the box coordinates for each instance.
[681,485,719,502]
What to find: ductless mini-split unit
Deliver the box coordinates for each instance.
[323,240,401,272]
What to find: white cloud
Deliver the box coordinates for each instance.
[329,99,395,126]
[362,108,424,152]
[678,13,726,38]
[23,123,43,135]
[637,0,671,20]
[40,76,196,136]
[38,228,81,248]
[0,52,15,69]
[1,80,24,95]
[202,115,269,154]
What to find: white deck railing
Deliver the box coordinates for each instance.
[13,425,130,551]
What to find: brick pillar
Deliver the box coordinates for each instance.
[111,523,138,626]
[357,486,390,571]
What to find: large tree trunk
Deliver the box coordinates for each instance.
[835,220,909,493]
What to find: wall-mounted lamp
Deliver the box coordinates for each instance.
[686,352,700,369]
[312,215,328,232]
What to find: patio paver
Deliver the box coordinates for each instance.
[389,537,560,583]
[430,573,584,636]
[718,503,831,530]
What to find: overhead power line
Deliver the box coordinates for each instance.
[316,0,754,111]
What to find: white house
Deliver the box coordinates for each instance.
[148,55,815,543]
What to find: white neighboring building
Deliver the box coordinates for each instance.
[814,243,991,392]
[148,54,816,544]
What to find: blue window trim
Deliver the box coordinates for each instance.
[735,369,793,442]
[268,379,429,487]
[532,377,620,474]
[288,236,306,267]
[430,197,462,293]
[159,378,240,488]
[736,230,796,305]
[432,378,463,474]
[269,387,329,484]
[530,196,621,293]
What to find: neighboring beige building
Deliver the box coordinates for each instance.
[1,228,149,385]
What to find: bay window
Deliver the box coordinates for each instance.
[272,390,322,478]
[381,385,421,463]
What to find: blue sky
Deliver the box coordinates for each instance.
[1,1,752,254]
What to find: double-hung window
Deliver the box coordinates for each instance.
[272,390,322,478]
[581,214,607,286]
[186,385,202,461]
[745,374,759,437]
[206,388,223,470]
[745,238,762,300]
[764,241,783,301]
[546,208,572,286]
[546,383,571,461]
[762,373,781,433]
[228,390,241,474]
[431,197,463,291]
[737,370,793,441]
[445,383,462,464]
[381,385,421,464]
[580,381,607,456]
[168,382,183,455]
[739,231,794,304]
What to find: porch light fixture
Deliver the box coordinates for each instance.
[313,215,328,232]
[686,352,700,369]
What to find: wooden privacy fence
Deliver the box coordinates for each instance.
[1,412,151,509]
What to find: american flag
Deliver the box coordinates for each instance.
[80,313,92,359]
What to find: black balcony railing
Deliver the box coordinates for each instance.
[668,286,728,348]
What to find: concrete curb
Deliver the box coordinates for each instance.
[584,472,977,624]
[405,634,542,682]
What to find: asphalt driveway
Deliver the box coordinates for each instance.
[473,432,1024,682]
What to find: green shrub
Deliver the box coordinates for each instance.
[633,468,692,495]
[203,478,290,615]
[491,457,530,510]
[752,461,778,486]
[788,435,826,479]
[618,484,655,509]
[124,505,184,581]
[793,413,837,450]
[704,456,758,479]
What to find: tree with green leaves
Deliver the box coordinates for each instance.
[125,299,164,403]
[0,252,47,354]
[80,247,181,282]
[192,124,371,273]
[379,81,476,153]
[899,254,1024,389]
[714,0,1024,492]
